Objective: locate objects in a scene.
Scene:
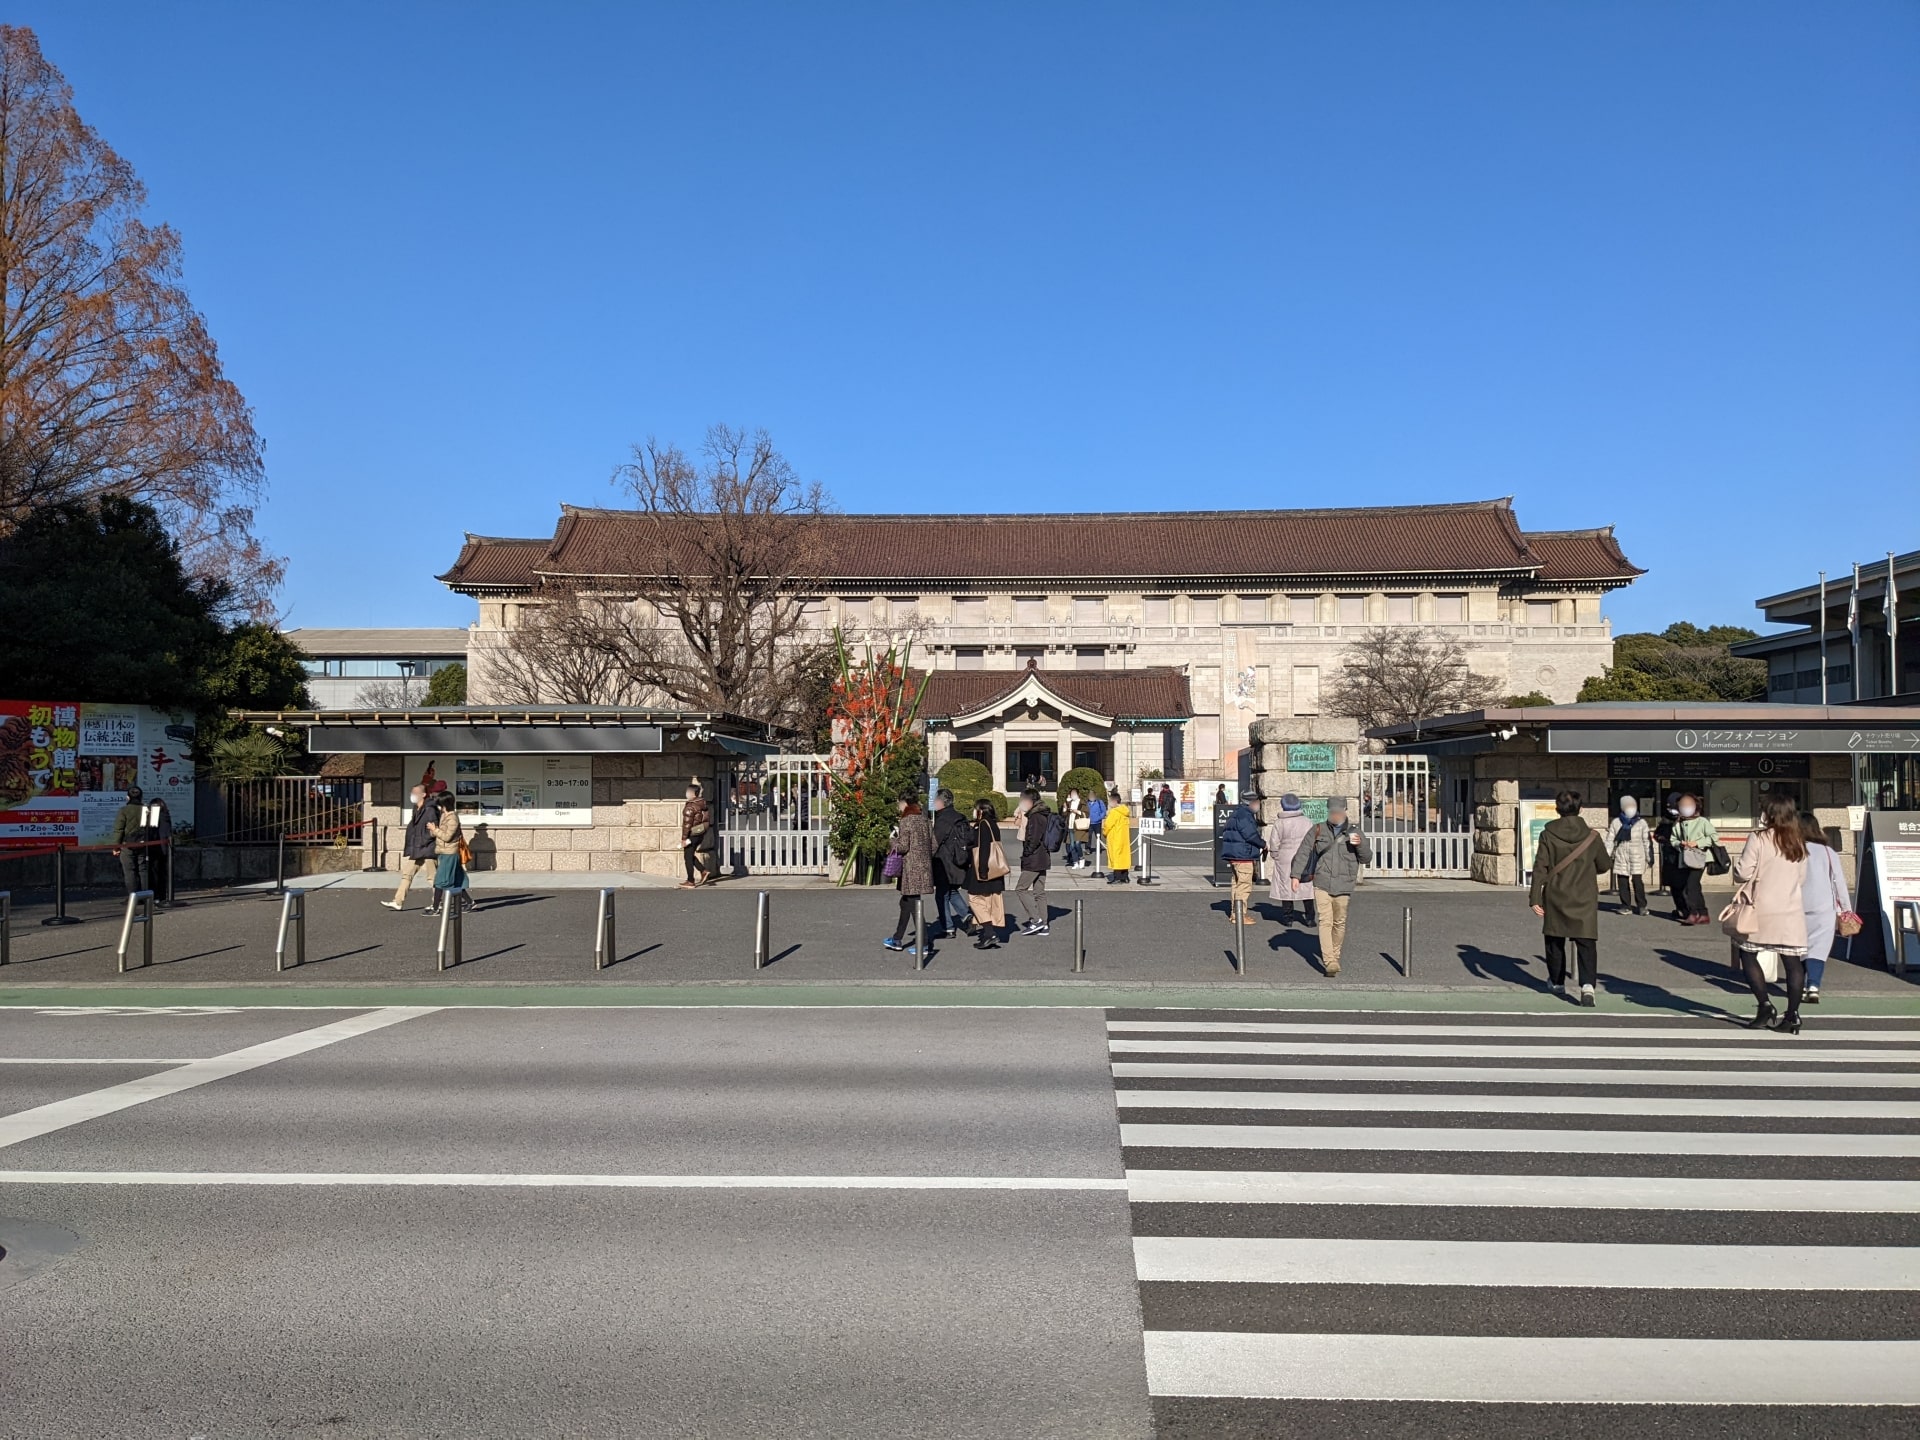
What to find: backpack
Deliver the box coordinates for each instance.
[1044,812,1065,853]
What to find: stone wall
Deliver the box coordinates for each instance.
[364,744,733,880]
[1244,716,1361,823]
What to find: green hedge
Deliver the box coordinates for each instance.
[1056,766,1107,809]
[937,757,992,813]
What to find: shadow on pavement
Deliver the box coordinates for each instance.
[1458,944,1547,992]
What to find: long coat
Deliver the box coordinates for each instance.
[966,817,1006,897]
[1730,827,1808,951]
[891,811,936,897]
[1607,815,1655,877]
[1801,841,1851,962]
[1102,803,1132,871]
[1266,812,1315,901]
[1528,815,1611,940]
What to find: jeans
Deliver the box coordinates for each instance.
[1316,893,1350,970]
[937,884,969,933]
[1016,870,1047,923]
[1806,956,1827,989]
[1545,935,1598,988]
[1614,874,1646,910]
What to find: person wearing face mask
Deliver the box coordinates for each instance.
[1655,792,1687,919]
[1606,795,1655,916]
[1670,793,1719,925]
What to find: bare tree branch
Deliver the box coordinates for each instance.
[1324,627,1503,736]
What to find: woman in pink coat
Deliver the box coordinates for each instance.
[1729,794,1809,1033]
[1265,793,1316,924]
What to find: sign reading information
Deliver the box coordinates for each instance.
[1286,744,1337,772]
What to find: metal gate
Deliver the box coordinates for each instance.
[720,754,834,875]
[1358,753,1472,877]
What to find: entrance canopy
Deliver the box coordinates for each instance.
[233,706,784,755]
[1371,702,1920,757]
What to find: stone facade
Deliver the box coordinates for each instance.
[364,744,731,880]
[1244,716,1361,823]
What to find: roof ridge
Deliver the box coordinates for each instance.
[550,498,1518,523]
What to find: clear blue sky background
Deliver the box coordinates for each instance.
[16,2,1919,636]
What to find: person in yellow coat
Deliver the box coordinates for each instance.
[1101,786,1132,884]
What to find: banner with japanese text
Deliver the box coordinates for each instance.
[0,702,195,846]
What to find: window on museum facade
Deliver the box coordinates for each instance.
[1338,596,1365,624]
[1073,596,1107,625]
[1014,596,1046,625]
[1191,596,1219,625]
[1237,595,1269,623]
[842,597,872,626]
[1434,593,1465,623]
[1292,666,1320,715]
[1076,647,1105,671]
[1525,600,1557,625]
[954,596,987,625]
[1143,596,1171,625]
[955,648,985,670]
[891,596,919,622]
[1015,647,1044,666]
[1387,595,1415,624]
[1288,596,1317,625]
[1194,715,1222,762]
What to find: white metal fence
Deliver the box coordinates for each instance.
[1359,753,1471,876]
[720,754,834,875]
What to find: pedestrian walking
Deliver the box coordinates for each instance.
[1528,790,1613,1006]
[1220,793,1264,925]
[428,796,473,917]
[1655,793,1687,918]
[882,797,936,953]
[1157,783,1176,829]
[931,787,972,936]
[1290,797,1369,976]
[381,783,442,910]
[1063,787,1088,869]
[109,784,171,903]
[680,784,714,888]
[1101,786,1132,884]
[1727,795,1810,1032]
[1671,793,1720,925]
[1086,787,1109,870]
[965,797,1009,948]
[1797,811,1854,1007]
[1606,794,1655,915]
[1264,793,1315,924]
[1014,790,1054,936]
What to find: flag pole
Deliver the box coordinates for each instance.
[1851,563,1862,698]
[1891,552,1902,698]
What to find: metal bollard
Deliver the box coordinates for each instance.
[275,889,307,972]
[1234,899,1246,976]
[437,897,462,971]
[0,890,9,965]
[1072,898,1085,972]
[116,890,154,973]
[1402,906,1413,978]
[42,845,79,927]
[1141,835,1154,885]
[915,896,927,972]
[594,887,617,970]
[165,837,176,907]
[754,891,770,970]
[275,830,287,896]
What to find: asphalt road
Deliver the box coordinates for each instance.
[3,1003,1918,1436]
[2,882,1914,1005]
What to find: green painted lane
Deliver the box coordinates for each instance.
[3,981,1918,1014]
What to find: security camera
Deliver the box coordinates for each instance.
[265,726,286,739]
[1497,725,1518,741]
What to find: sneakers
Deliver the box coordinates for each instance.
[1027,922,1050,937]
[882,937,915,954]
[1323,959,1340,977]
[379,899,404,911]
[1804,986,1821,1005]
[1580,985,1596,1008]
[1556,981,1573,1002]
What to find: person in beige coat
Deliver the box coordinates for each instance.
[1728,794,1809,1033]
[1265,793,1316,924]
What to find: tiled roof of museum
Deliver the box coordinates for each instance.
[917,667,1192,723]
[438,499,1642,590]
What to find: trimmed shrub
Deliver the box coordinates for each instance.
[937,757,994,814]
[1056,766,1107,810]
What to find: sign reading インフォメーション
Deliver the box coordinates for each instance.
[0,701,196,846]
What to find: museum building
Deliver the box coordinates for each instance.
[439,497,1642,789]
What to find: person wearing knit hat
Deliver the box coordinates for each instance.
[1265,793,1316,925]
[1290,796,1370,976]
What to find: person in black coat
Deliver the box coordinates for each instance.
[383,784,442,911]
[931,787,972,937]
[965,798,1007,949]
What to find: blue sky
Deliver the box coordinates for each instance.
[17,2,1918,636]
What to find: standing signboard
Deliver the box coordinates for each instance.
[1854,811,1920,968]
[0,701,196,846]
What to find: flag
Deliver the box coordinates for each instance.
[1849,569,1860,646]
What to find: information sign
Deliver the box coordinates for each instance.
[1285,744,1337,772]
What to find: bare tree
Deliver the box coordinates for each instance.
[1324,627,1502,736]
[352,675,426,708]
[0,27,277,615]
[500,425,832,728]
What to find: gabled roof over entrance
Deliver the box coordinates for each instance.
[918,668,1191,727]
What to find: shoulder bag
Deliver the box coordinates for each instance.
[983,836,1010,881]
[1547,828,1600,879]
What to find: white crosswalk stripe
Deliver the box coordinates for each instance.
[1106,1008,1920,1427]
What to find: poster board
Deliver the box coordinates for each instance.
[1518,796,1561,879]
[1175,780,1239,825]
[0,701,195,846]
[1854,811,1920,967]
[402,754,592,826]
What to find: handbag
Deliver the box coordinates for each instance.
[1753,948,1782,983]
[983,838,1010,881]
[455,835,474,867]
[1718,882,1759,939]
[882,850,904,880]
[1838,909,1864,938]
[1706,842,1731,877]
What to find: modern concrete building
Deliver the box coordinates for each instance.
[440,498,1640,783]
[285,629,469,709]
[1734,549,1919,705]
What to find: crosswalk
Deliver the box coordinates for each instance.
[1105,1008,1920,1435]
